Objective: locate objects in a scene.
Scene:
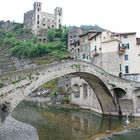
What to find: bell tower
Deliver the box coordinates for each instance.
[54,7,63,29]
[33,2,42,34]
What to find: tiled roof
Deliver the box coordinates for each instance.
[79,30,102,37]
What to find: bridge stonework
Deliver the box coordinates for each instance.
[0,60,140,124]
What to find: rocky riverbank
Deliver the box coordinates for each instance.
[0,116,39,140]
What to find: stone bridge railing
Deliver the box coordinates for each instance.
[0,60,140,122]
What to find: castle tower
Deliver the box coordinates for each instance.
[33,2,42,34]
[54,7,63,29]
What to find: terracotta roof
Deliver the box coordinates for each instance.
[112,32,136,36]
[88,32,101,40]
[136,38,140,45]
[79,30,102,37]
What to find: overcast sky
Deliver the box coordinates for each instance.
[0,0,140,36]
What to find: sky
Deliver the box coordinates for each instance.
[0,0,140,36]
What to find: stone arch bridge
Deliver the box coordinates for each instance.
[0,60,140,123]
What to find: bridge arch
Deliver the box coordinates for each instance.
[28,70,118,115]
[1,60,126,121]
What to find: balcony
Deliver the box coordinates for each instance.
[118,46,126,54]
[91,49,99,57]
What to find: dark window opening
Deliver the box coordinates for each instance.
[43,24,45,26]
[39,39,41,42]
[38,8,40,11]
[124,54,128,60]
[120,64,122,71]
[43,38,46,42]
[37,21,39,24]
[95,46,97,53]
[37,15,39,18]
[52,25,54,28]
[59,13,61,16]
[83,54,86,59]
[59,19,61,23]
[125,65,129,73]
[37,26,39,28]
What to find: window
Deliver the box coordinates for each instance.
[59,13,61,16]
[120,64,122,71]
[122,43,129,49]
[95,46,97,53]
[83,54,86,59]
[37,26,39,28]
[59,19,61,23]
[124,54,128,60]
[78,42,80,46]
[43,24,45,26]
[83,83,88,99]
[37,21,39,24]
[37,15,39,18]
[95,37,96,41]
[123,34,128,38]
[125,65,129,73]
[43,38,46,42]
[52,25,54,28]
[38,8,40,11]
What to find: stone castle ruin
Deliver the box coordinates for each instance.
[24,1,63,35]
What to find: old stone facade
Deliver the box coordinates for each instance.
[24,2,63,35]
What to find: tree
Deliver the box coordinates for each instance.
[47,29,55,42]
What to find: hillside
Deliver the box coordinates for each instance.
[0,21,69,73]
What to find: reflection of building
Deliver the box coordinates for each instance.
[24,1,62,35]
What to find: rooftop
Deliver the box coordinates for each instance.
[112,32,136,36]
[79,30,102,37]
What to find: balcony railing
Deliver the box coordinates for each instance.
[118,46,126,54]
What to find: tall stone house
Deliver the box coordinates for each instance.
[24,1,63,35]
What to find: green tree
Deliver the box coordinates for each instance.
[47,29,55,42]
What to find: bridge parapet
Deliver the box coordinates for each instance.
[0,60,140,123]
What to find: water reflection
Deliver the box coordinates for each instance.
[12,101,125,140]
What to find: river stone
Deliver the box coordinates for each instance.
[0,116,39,140]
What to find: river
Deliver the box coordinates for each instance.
[11,101,140,140]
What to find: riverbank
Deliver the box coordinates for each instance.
[0,116,39,140]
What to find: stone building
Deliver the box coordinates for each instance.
[24,1,63,35]
[68,27,86,58]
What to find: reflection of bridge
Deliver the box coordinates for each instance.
[0,60,140,123]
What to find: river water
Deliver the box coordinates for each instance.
[12,101,140,140]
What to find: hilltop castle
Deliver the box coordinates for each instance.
[24,1,63,35]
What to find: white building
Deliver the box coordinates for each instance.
[72,30,140,81]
